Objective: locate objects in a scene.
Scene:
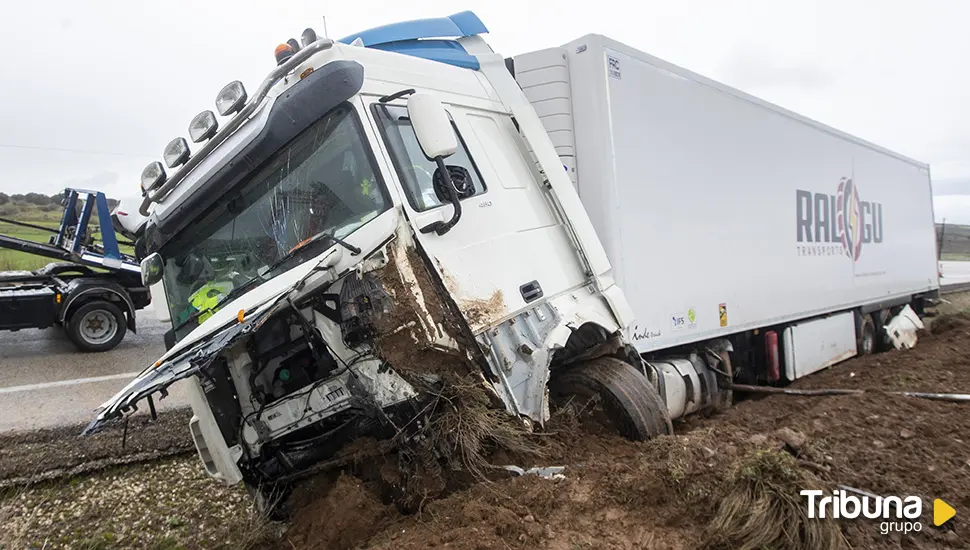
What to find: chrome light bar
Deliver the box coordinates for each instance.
[138,37,336,215]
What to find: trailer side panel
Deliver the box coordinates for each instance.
[516,36,939,353]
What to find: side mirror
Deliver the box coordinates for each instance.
[407,94,457,160]
[140,253,164,286]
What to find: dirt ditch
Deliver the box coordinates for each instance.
[274,311,970,550]
[2,309,969,549]
[0,408,194,487]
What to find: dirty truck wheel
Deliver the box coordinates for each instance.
[67,300,127,352]
[551,356,671,441]
[858,313,875,356]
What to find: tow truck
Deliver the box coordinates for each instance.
[0,189,151,352]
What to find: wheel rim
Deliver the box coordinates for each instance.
[79,309,118,345]
[862,324,875,354]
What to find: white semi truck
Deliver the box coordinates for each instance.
[86,12,939,498]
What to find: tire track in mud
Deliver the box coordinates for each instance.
[0,408,194,489]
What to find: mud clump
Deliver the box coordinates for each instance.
[459,289,507,331]
[285,473,392,550]
[929,311,970,335]
[373,243,474,381]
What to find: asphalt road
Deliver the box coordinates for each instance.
[0,304,189,434]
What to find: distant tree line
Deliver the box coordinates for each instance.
[0,192,119,210]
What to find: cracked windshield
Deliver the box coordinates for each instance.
[161,105,388,327]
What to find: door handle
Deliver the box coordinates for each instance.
[519,280,543,303]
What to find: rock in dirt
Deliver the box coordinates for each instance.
[774,427,808,451]
[748,433,769,446]
[899,428,916,440]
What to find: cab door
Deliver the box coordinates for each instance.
[368,99,586,333]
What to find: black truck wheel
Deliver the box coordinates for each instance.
[67,300,127,352]
[551,356,671,441]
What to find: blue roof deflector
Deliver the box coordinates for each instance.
[339,11,488,70]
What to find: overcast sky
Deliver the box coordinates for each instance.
[1,0,967,222]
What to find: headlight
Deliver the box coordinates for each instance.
[163,137,190,169]
[216,81,247,116]
[140,161,167,194]
[188,110,219,143]
[301,28,318,47]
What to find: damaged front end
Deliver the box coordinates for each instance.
[85,228,500,492]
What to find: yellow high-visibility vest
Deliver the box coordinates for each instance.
[188,282,232,324]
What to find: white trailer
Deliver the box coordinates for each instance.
[513,35,939,383]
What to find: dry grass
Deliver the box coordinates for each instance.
[425,376,542,480]
[703,450,848,550]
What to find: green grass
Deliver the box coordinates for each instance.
[0,204,133,272]
[941,253,970,261]
[0,212,62,271]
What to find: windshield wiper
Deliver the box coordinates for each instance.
[263,230,361,277]
[171,231,360,334]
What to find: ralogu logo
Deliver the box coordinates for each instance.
[796,178,884,261]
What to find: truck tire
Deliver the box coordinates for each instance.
[67,300,127,352]
[550,356,671,441]
[857,312,875,356]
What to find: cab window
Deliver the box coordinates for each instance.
[373,104,486,212]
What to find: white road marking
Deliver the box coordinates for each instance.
[0,372,139,395]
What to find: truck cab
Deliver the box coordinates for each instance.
[85,12,663,493]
